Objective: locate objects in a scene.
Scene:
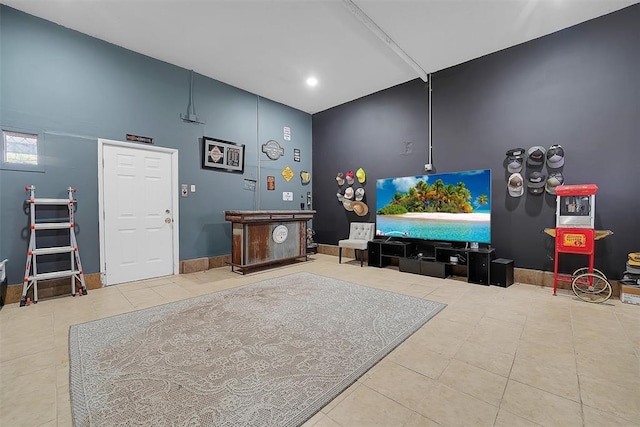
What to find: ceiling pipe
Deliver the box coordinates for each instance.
[181,70,205,124]
[426,73,433,172]
[256,96,261,209]
[341,0,428,82]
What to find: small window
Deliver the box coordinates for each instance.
[3,131,38,165]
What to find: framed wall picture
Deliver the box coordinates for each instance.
[202,136,245,173]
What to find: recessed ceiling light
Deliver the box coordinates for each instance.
[306,77,318,87]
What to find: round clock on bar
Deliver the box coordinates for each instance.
[272,225,288,243]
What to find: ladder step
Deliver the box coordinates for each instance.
[34,222,72,230]
[28,270,80,281]
[30,198,72,205]
[32,246,74,255]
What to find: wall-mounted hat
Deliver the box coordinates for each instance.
[527,171,546,195]
[505,148,526,158]
[545,172,564,195]
[507,156,524,173]
[628,252,640,267]
[300,171,310,185]
[546,144,565,169]
[352,201,369,216]
[336,192,344,202]
[336,172,345,186]
[355,187,365,201]
[356,168,366,184]
[342,199,354,211]
[527,146,547,166]
[508,173,524,197]
[346,171,355,185]
[344,187,354,200]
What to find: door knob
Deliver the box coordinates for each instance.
[165,218,171,224]
[165,209,170,214]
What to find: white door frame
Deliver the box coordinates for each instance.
[97,138,180,285]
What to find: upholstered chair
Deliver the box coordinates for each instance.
[338,222,375,266]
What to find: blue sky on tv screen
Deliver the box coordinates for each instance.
[376,169,492,212]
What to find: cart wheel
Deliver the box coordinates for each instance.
[572,273,612,303]
[572,267,606,280]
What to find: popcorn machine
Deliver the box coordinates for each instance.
[545,184,612,302]
[556,184,596,228]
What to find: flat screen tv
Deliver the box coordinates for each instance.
[376,169,491,244]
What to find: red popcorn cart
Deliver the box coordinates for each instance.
[544,184,613,302]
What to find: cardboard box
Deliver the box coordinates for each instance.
[619,283,640,305]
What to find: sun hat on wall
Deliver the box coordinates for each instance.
[352,201,369,216]
[336,172,345,186]
[356,168,366,184]
[546,144,565,169]
[355,187,365,201]
[508,173,524,197]
[342,199,354,211]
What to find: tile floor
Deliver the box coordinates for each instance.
[0,254,638,426]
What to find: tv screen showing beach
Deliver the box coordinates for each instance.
[376,169,491,243]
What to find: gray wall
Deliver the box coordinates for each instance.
[0,6,312,285]
[313,4,640,280]
[312,79,429,244]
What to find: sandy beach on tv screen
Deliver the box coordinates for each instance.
[398,212,490,222]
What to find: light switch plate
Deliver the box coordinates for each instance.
[190,184,196,193]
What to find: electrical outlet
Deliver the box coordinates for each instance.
[181,184,188,198]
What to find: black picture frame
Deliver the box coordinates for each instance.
[202,136,245,173]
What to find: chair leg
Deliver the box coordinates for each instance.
[339,248,342,263]
[360,250,364,267]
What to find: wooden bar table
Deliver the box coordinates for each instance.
[224,210,316,274]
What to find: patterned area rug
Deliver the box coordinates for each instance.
[69,272,446,426]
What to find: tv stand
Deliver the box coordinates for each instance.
[370,239,495,285]
[399,256,453,279]
[368,239,415,268]
[431,247,495,284]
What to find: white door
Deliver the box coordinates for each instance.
[100,142,177,285]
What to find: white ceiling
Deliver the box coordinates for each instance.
[3,0,638,114]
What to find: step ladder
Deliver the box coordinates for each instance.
[21,185,87,306]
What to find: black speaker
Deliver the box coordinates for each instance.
[367,242,381,267]
[491,258,514,287]
[467,250,494,285]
